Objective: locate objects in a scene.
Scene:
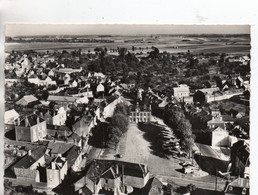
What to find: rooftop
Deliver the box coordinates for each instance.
[17,114,45,127]
[13,146,47,169]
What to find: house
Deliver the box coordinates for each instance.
[183,96,193,104]
[207,110,226,130]
[71,80,78,88]
[129,103,152,123]
[73,159,150,194]
[40,76,57,86]
[72,115,95,138]
[211,127,229,147]
[5,109,20,125]
[63,145,83,172]
[12,146,47,183]
[96,83,105,94]
[67,132,83,147]
[16,95,39,107]
[47,141,74,157]
[197,87,220,95]
[46,156,68,188]
[224,177,249,195]
[28,74,40,85]
[47,95,80,107]
[73,88,93,98]
[43,107,67,126]
[15,114,47,142]
[231,140,250,178]
[142,177,165,195]
[229,109,245,118]
[76,96,89,104]
[173,84,190,101]
[46,124,72,140]
[48,69,55,77]
[102,96,128,118]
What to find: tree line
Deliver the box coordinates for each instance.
[152,104,195,156]
[89,102,130,149]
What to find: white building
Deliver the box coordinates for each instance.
[5,109,20,124]
[97,83,105,93]
[212,127,229,147]
[173,84,190,100]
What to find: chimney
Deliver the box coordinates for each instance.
[25,116,29,127]
[51,161,56,169]
[17,117,20,126]
[28,150,32,156]
[37,117,40,124]
[116,164,119,175]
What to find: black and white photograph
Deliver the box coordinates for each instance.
[2,24,252,195]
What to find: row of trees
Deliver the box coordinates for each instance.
[152,104,195,156]
[106,103,130,148]
[163,106,195,155]
[89,102,130,149]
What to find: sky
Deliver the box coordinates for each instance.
[5,24,250,37]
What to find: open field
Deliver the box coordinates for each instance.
[5,35,250,54]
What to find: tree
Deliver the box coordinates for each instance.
[182,137,195,156]
[118,47,127,59]
[114,103,130,116]
[111,113,129,133]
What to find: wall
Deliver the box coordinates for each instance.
[206,92,243,103]
[71,153,82,172]
[103,97,122,118]
[14,168,40,182]
[212,131,229,147]
[53,112,67,126]
[46,169,61,188]
[30,155,46,170]
[129,111,151,123]
[30,121,47,142]
[15,126,31,142]
[123,176,145,189]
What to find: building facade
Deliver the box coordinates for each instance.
[129,104,151,123]
[15,114,47,142]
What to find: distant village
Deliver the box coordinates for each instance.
[4,44,250,195]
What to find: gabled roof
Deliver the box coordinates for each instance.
[212,127,227,132]
[16,95,38,104]
[143,177,163,195]
[47,142,74,155]
[5,109,19,121]
[28,74,38,79]
[13,146,47,169]
[86,159,149,183]
[47,95,80,102]
[18,114,45,127]
[63,145,81,169]
[101,166,117,179]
